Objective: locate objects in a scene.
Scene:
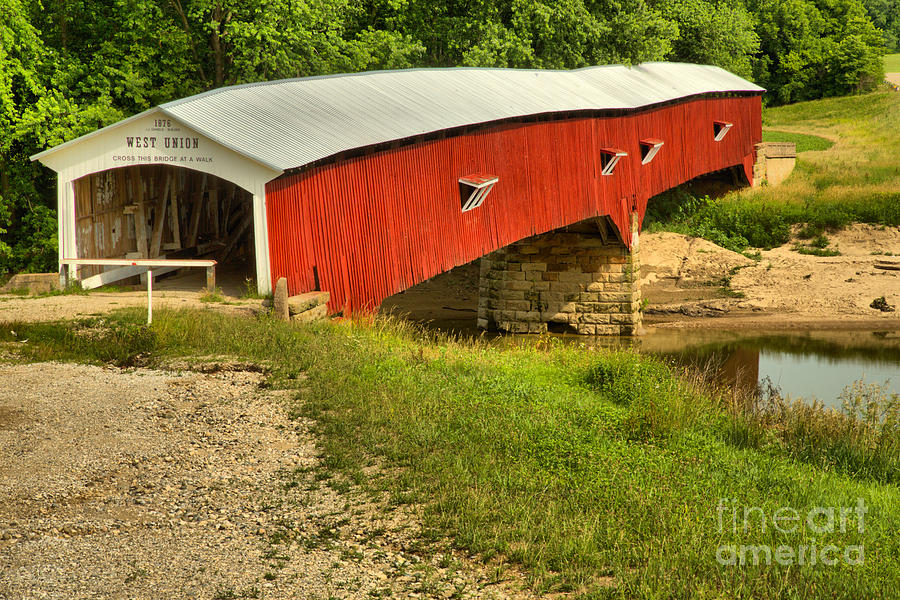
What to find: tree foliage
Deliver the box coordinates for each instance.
[863,0,900,50]
[651,0,759,79]
[751,0,885,103]
[0,0,888,275]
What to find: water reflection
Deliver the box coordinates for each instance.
[396,301,900,408]
[627,329,899,408]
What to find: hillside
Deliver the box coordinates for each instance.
[647,90,900,252]
[885,53,900,73]
[759,90,900,212]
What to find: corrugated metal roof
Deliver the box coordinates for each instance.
[35,62,764,172]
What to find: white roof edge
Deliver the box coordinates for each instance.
[30,107,161,162]
[156,106,283,172]
[159,62,764,108]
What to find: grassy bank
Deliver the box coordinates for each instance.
[646,91,900,251]
[2,310,898,598]
[761,130,834,153]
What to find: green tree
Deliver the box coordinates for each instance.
[0,0,59,271]
[385,0,676,69]
[750,0,884,103]
[652,0,760,79]
[863,0,900,50]
[171,0,423,86]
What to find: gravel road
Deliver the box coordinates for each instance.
[0,362,532,600]
[0,291,259,324]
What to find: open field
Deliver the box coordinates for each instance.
[740,91,900,223]
[1,310,898,598]
[760,130,833,153]
[885,53,900,73]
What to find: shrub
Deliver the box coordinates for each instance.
[645,189,898,251]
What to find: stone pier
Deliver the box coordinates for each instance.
[477,217,642,335]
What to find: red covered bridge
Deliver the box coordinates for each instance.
[33,63,763,332]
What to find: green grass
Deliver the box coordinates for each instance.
[0,317,157,366]
[647,91,900,251]
[2,310,898,598]
[884,53,900,73]
[240,277,270,300]
[199,286,226,303]
[792,233,842,256]
[25,283,131,298]
[762,130,834,153]
[2,287,31,296]
[792,244,842,257]
[718,266,748,297]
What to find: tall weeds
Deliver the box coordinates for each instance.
[725,378,900,484]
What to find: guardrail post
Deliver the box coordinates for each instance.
[147,268,153,325]
[60,258,215,324]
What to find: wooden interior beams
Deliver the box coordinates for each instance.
[71,166,253,285]
[165,175,181,251]
[187,173,206,248]
[149,173,170,258]
[132,167,150,259]
[593,217,609,244]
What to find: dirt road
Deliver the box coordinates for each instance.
[0,361,531,599]
[0,290,260,324]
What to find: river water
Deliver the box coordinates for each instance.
[630,328,900,408]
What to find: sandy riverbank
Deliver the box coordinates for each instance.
[640,224,900,330]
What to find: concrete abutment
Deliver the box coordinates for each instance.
[753,142,797,187]
[477,217,643,336]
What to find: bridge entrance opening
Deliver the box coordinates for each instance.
[70,165,257,292]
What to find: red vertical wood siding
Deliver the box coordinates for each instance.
[266,94,762,312]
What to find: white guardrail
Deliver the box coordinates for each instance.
[60,258,217,324]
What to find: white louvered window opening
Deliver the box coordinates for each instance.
[714,121,733,142]
[600,148,628,176]
[459,174,499,212]
[639,139,664,164]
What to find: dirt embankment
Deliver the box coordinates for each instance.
[640,224,900,329]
